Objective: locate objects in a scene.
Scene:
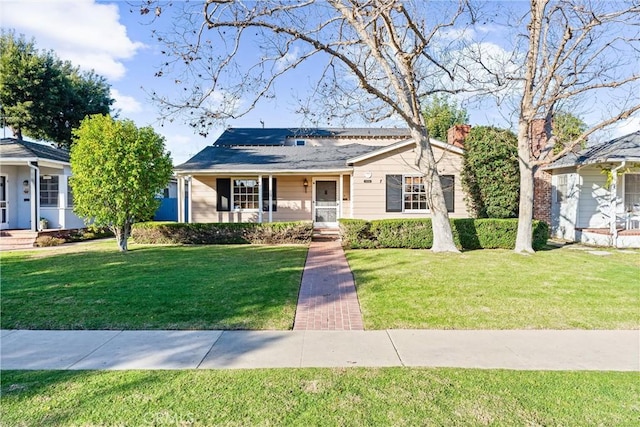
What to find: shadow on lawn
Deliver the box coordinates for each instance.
[1,245,306,330]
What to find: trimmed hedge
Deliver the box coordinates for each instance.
[340,218,549,250]
[131,221,313,245]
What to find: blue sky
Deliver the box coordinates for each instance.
[2,0,638,164]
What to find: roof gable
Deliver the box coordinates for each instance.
[0,138,70,163]
[346,137,464,164]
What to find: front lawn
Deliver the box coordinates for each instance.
[347,247,639,329]
[0,241,307,330]
[1,369,635,426]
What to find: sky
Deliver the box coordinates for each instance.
[1,0,638,165]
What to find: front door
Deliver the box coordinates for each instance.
[314,180,338,227]
[0,175,7,229]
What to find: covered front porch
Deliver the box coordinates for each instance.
[176,172,353,227]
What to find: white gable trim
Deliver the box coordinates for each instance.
[346,137,463,164]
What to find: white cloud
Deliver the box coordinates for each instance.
[1,0,144,80]
[111,89,143,114]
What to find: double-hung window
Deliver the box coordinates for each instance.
[403,176,428,211]
[40,176,59,207]
[233,179,260,210]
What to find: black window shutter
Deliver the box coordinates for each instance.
[441,175,455,213]
[262,177,277,212]
[217,178,231,212]
[386,175,403,212]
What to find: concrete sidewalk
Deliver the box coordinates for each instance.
[1,329,638,371]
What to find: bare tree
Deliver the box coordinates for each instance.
[510,0,640,253]
[143,0,481,253]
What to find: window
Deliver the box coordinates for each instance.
[67,183,74,207]
[296,140,305,146]
[217,177,277,212]
[40,175,59,207]
[403,176,427,211]
[386,174,454,213]
[625,174,640,212]
[555,175,568,203]
[232,179,260,210]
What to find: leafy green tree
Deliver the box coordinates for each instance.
[553,111,588,153]
[422,95,469,141]
[461,126,520,218]
[70,115,173,251]
[0,31,112,148]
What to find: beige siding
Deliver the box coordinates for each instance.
[350,144,469,220]
[190,175,312,223]
[272,176,312,222]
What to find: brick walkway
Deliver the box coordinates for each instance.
[293,239,364,330]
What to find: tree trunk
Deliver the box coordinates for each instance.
[514,122,535,253]
[112,222,132,252]
[412,128,459,253]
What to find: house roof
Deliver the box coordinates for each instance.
[545,131,640,169]
[213,127,412,146]
[175,144,381,173]
[0,138,70,163]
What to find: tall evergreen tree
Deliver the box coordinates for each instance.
[422,95,469,141]
[0,31,113,148]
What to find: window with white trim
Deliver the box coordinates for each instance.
[40,175,59,207]
[625,174,640,212]
[403,176,427,211]
[233,178,260,210]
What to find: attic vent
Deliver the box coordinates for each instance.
[296,140,305,146]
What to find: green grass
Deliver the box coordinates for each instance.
[347,247,640,330]
[0,241,307,330]
[1,369,636,426]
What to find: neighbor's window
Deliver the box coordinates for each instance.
[233,178,260,210]
[555,174,568,203]
[40,175,59,207]
[67,181,74,207]
[625,174,640,211]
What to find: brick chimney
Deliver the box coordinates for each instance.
[447,124,471,149]
[529,118,549,159]
[530,118,552,225]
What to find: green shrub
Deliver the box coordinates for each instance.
[371,219,434,249]
[339,218,549,251]
[131,221,313,245]
[339,219,376,248]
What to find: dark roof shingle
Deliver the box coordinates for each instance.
[213,127,411,146]
[0,138,70,163]
[546,131,640,169]
[176,144,381,172]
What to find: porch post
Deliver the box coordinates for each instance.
[339,174,344,219]
[258,175,263,223]
[59,174,69,229]
[350,173,354,218]
[187,176,193,223]
[268,174,273,223]
[177,175,185,223]
[28,162,39,232]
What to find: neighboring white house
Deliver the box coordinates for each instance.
[0,138,85,231]
[544,130,640,248]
